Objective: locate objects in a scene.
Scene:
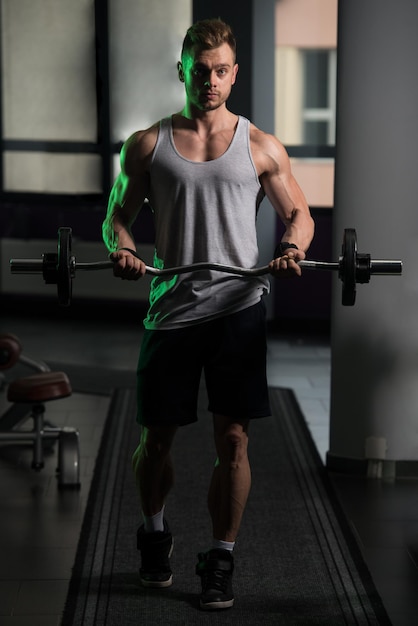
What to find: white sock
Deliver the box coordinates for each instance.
[143,505,165,532]
[212,539,235,552]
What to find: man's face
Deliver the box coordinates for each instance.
[178,43,238,112]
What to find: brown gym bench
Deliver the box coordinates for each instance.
[0,333,80,488]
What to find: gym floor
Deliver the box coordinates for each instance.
[0,305,417,625]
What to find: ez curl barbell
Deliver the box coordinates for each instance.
[9,227,402,307]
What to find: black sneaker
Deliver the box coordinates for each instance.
[196,548,234,610]
[137,519,173,588]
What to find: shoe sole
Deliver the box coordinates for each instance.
[140,537,174,588]
[200,598,234,610]
[141,574,173,588]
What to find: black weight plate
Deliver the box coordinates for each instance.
[57,227,73,307]
[340,228,357,306]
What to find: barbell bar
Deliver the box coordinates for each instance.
[9,226,402,307]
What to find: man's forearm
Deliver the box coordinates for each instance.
[281,209,315,252]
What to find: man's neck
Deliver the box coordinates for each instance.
[175,105,235,132]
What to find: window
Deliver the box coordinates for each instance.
[302,49,336,145]
[0,0,191,198]
[1,0,99,194]
[275,0,338,207]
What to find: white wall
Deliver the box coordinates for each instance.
[329,0,418,471]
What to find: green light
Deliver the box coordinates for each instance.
[147,253,178,323]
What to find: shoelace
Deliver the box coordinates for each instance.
[202,568,230,593]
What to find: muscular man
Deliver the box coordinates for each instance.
[103,18,314,610]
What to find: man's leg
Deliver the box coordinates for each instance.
[132,424,177,587]
[208,415,251,542]
[196,414,250,610]
[132,424,177,515]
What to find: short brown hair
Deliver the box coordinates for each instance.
[181,18,237,62]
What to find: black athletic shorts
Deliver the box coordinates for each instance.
[136,300,271,426]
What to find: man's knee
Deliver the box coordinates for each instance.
[213,417,249,461]
[138,426,177,456]
[133,425,177,465]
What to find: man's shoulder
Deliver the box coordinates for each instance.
[122,121,162,160]
[250,124,289,158]
[248,123,290,177]
[249,122,276,146]
[133,121,161,146]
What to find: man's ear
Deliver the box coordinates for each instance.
[231,63,239,86]
[177,61,185,82]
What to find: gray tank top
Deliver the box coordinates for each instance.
[144,115,270,330]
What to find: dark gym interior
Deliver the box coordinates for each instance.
[1,1,417,624]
